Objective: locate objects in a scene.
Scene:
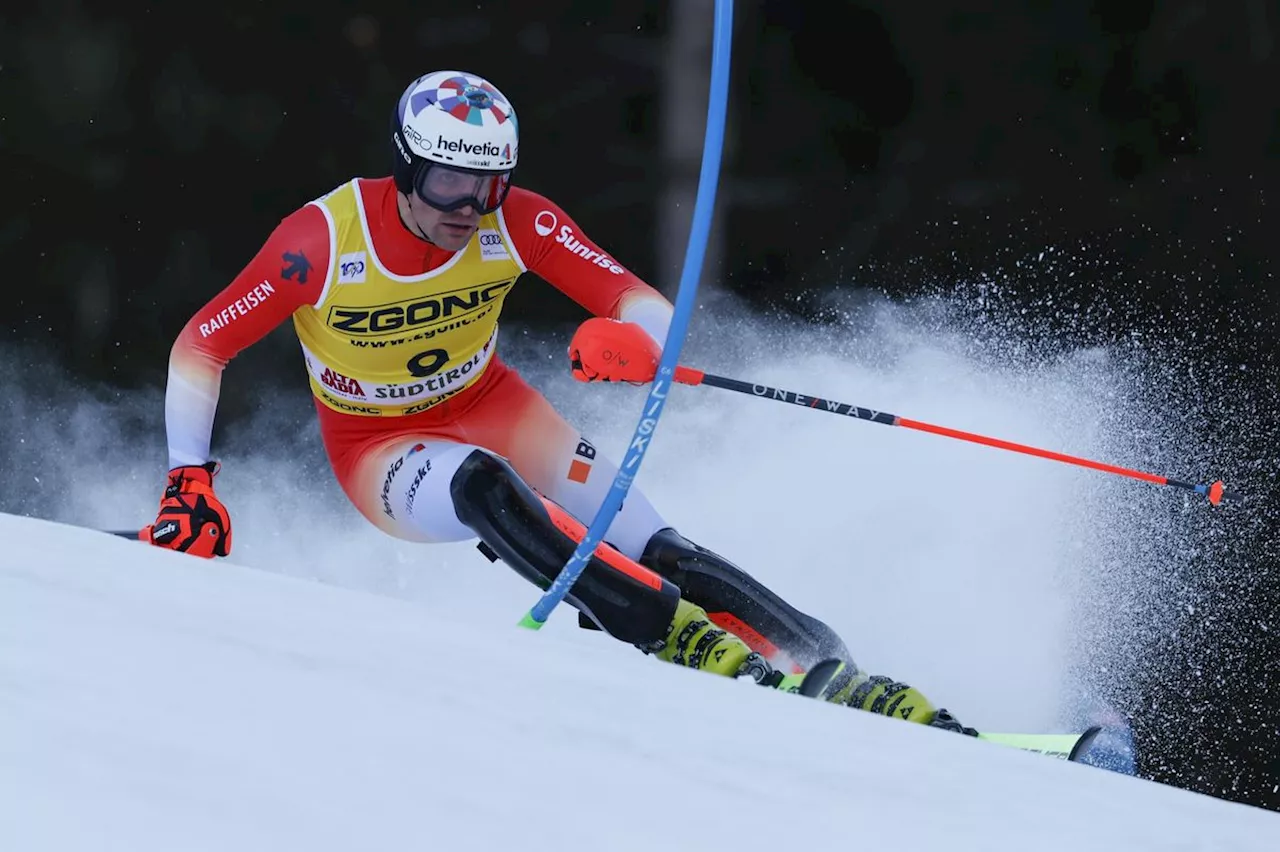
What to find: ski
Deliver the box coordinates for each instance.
[772,658,1114,768]
[978,726,1104,762]
[759,657,849,697]
[794,658,846,698]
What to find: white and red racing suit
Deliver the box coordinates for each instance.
[167,176,673,558]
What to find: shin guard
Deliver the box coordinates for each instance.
[641,527,854,670]
[450,450,679,646]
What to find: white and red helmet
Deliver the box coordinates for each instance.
[391,70,519,214]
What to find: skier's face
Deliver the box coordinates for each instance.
[400,190,480,251]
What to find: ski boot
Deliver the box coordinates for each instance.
[642,599,838,695]
[814,661,979,735]
[644,598,756,677]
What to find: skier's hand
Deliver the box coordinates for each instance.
[569,318,660,384]
[146,461,232,558]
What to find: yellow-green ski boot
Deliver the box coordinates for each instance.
[643,599,827,691]
[648,599,755,677]
[815,661,978,734]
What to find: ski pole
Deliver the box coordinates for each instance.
[104,527,234,561]
[671,367,1243,505]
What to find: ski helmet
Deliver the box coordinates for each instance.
[391,70,519,215]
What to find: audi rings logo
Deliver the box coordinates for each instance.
[534,210,557,237]
[479,232,502,247]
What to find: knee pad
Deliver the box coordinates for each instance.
[450,449,679,646]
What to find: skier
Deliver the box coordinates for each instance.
[147,69,975,735]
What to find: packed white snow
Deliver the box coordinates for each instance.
[3,512,1276,851]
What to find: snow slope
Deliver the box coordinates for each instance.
[2,513,1275,852]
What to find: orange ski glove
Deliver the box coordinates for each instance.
[568,318,661,384]
[146,461,232,558]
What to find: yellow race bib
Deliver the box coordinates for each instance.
[293,180,522,416]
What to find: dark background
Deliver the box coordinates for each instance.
[4,0,1278,811]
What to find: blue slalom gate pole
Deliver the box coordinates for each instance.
[520,0,735,630]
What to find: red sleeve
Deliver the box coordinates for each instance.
[499,187,672,329]
[176,204,330,364]
[165,203,330,467]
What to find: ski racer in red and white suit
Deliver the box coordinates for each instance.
[149,68,974,734]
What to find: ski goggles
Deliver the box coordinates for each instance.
[413,162,512,215]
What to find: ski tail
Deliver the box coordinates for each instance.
[977,726,1103,762]
[1067,725,1105,762]
[797,658,845,698]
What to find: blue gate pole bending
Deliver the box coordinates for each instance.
[520,0,735,630]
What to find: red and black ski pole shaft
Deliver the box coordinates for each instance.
[672,367,1243,505]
